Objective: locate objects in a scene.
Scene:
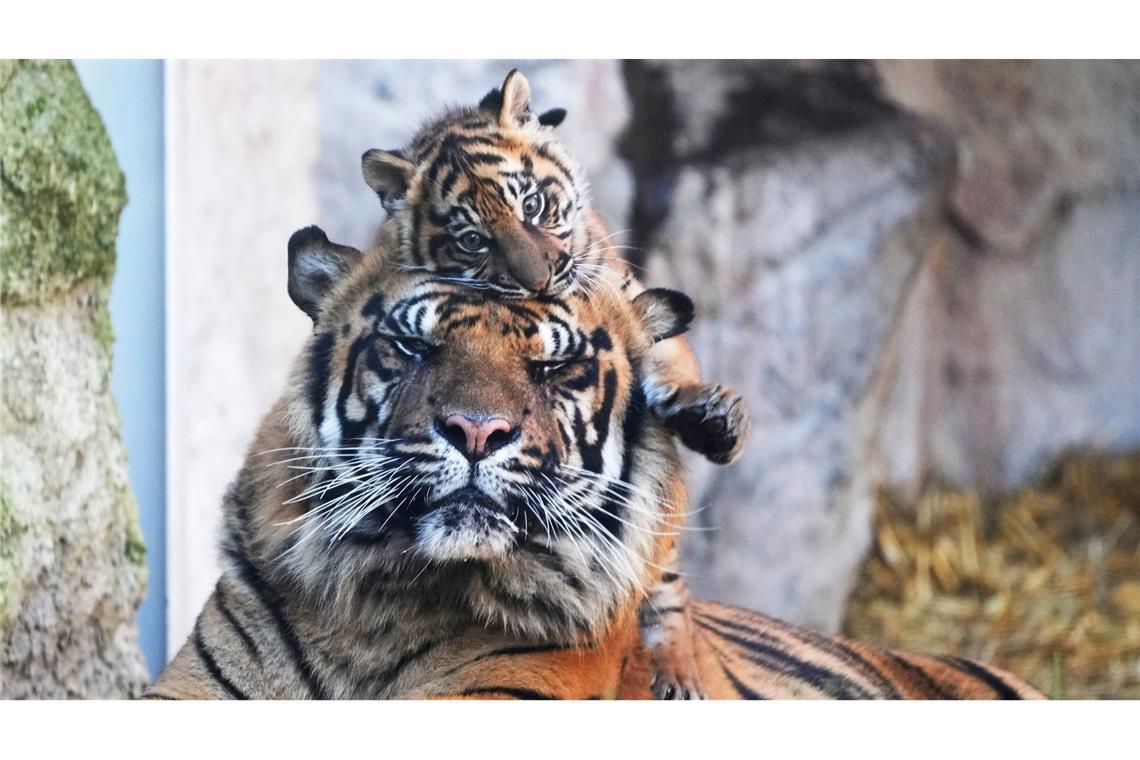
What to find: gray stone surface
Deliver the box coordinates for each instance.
[1,60,148,697]
[872,61,1140,495]
[879,60,1140,255]
[644,119,952,629]
[630,60,1140,630]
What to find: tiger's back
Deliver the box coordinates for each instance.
[377,597,1046,700]
[153,583,1043,700]
[678,600,1043,699]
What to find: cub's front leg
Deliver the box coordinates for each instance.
[639,557,705,700]
[644,335,750,465]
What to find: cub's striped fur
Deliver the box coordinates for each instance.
[149,229,1042,700]
[361,69,751,697]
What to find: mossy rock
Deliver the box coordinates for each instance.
[0,486,18,628]
[0,59,126,304]
[1,59,148,696]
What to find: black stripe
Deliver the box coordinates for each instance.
[651,606,686,616]
[723,665,767,700]
[533,144,577,186]
[764,617,902,698]
[465,151,506,167]
[940,656,1024,699]
[701,631,768,699]
[213,582,260,661]
[193,621,249,700]
[454,686,557,700]
[618,376,646,486]
[306,331,336,430]
[695,612,872,699]
[438,163,462,199]
[886,651,955,699]
[226,550,329,699]
[439,642,569,681]
[373,640,436,692]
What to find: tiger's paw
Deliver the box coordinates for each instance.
[654,383,750,465]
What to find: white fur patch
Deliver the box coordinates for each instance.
[414,502,518,562]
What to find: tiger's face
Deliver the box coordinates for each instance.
[361,70,597,299]
[270,227,691,640]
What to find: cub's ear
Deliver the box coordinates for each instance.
[632,288,695,343]
[287,225,361,322]
[362,149,416,211]
[498,69,532,128]
[537,107,567,128]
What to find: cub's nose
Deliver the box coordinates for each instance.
[437,414,518,460]
[532,271,552,292]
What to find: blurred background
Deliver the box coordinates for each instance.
[1,60,1137,698]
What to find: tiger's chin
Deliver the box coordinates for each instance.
[413,492,519,562]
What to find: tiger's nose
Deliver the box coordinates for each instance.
[437,414,517,460]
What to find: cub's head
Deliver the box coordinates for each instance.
[257,226,693,640]
[362,69,598,298]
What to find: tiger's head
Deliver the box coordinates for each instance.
[361,69,600,298]
[248,226,693,641]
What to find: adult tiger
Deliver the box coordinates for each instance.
[360,69,750,697]
[148,228,1042,700]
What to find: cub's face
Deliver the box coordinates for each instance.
[362,70,595,299]
[273,227,689,638]
[405,141,585,297]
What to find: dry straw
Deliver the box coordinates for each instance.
[844,451,1140,699]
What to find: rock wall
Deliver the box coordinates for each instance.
[0,60,148,697]
[872,61,1140,496]
[622,60,1140,631]
[626,61,956,628]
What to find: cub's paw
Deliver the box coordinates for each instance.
[655,383,750,465]
[650,668,706,700]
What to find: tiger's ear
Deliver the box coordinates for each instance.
[362,149,415,211]
[499,69,532,128]
[288,225,361,322]
[537,107,567,127]
[632,288,695,343]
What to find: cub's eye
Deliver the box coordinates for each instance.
[528,360,570,384]
[389,337,433,360]
[455,231,488,254]
[522,192,545,221]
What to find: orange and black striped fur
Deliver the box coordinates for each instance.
[360,69,749,697]
[149,228,1043,700]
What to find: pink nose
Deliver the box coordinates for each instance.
[441,414,515,459]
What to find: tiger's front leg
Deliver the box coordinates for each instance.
[639,548,705,700]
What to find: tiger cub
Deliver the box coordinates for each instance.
[357,70,747,698]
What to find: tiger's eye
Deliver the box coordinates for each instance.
[390,337,433,360]
[522,192,544,220]
[528,360,569,384]
[456,231,487,253]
